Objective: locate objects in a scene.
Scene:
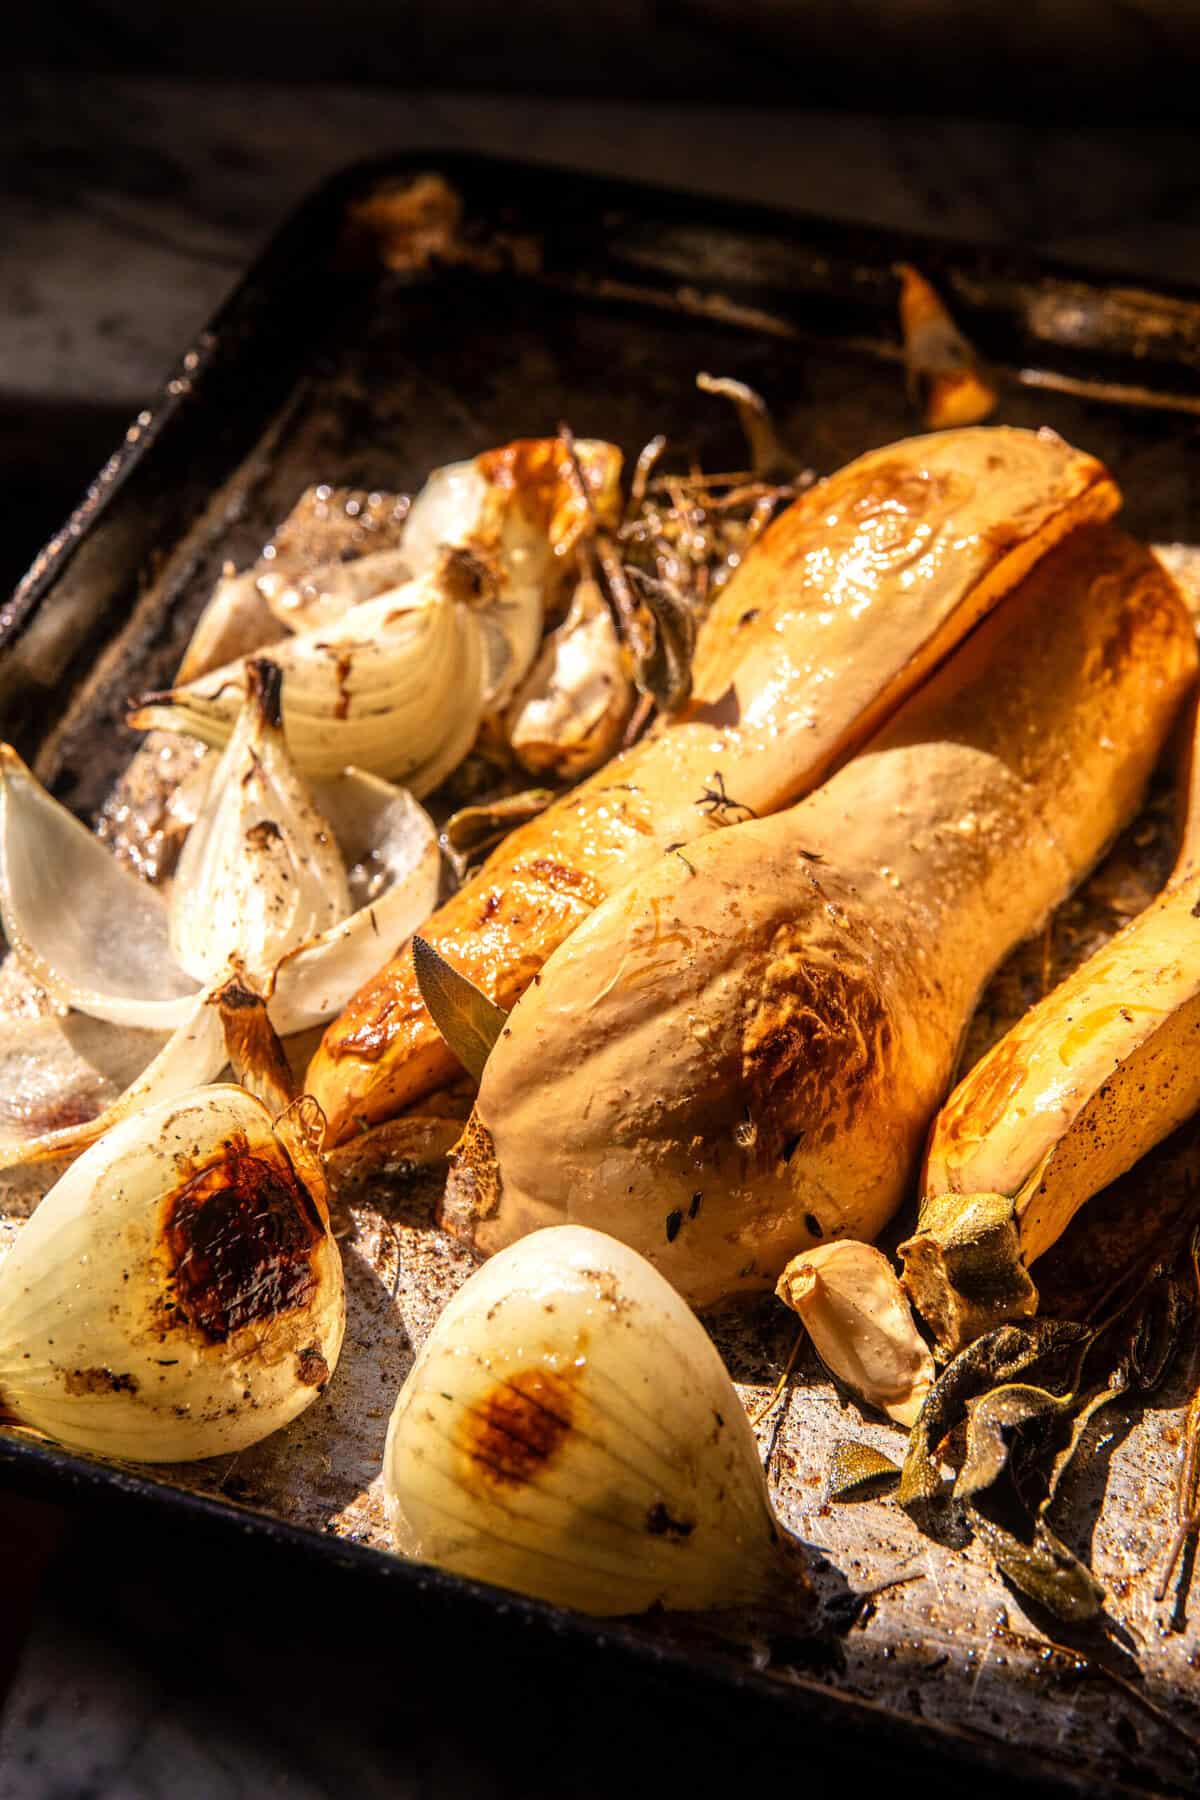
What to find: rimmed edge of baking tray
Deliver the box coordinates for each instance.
[4,149,1200,1796]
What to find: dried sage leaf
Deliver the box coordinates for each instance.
[956,1381,1078,1504]
[899,1320,1090,1522]
[411,936,508,1083]
[968,1510,1105,1622]
[826,1441,902,1504]
[625,564,696,713]
[440,789,555,883]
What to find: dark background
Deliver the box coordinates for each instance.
[5,6,1200,1794]
[11,1,1200,115]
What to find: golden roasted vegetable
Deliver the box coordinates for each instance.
[308,427,1116,1143]
[900,697,1200,1357]
[442,526,1196,1307]
[776,1239,935,1427]
[383,1225,800,1616]
[896,264,998,430]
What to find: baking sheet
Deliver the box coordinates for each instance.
[2,155,1200,1795]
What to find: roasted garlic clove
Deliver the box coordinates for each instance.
[505,578,634,779]
[777,1241,934,1427]
[170,659,350,986]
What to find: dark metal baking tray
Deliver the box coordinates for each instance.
[2,152,1199,1797]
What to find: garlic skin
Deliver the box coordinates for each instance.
[383,1225,791,1617]
[776,1240,934,1428]
[0,1086,344,1461]
[505,578,635,779]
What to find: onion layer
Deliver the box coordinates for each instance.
[0,1085,344,1461]
[383,1225,801,1616]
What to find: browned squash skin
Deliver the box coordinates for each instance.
[902,692,1200,1354]
[443,527,1196,1308]
[307,428,1116,1143]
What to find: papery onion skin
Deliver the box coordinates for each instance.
[0,1086,344,1461]
[383,1224,793,1617]
[0,745,199,1031]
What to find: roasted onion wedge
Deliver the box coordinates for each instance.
[442,527,1195,1307]
[133,438,623,786]
[0,673,437,1167]
[308,426,1118,1143]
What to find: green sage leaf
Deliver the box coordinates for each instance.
[412,936,508,1084]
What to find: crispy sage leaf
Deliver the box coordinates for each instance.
[625,564,696,713]
[897,1235,1198,1623]
[826,1441,902,1504]
[440,789,555,884]
[898,1320,1090,1522]
[411,935,508,1083]
[969,1511,1105,1622]
[956,1381,1079,1503]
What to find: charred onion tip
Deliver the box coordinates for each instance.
[129,687,172,718]
[214,976,263,1011]
[246,658,285,729]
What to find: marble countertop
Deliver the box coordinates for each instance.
[3,71,1200,1799]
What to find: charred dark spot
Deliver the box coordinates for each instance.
[782,1133,804,1163]
[245,819,283,851]
[738,608,760,627]
[525,857,606,907]
[439,543,495,603]
[804,1212,824,1238]
[461,1368,574,1489]
[215,977,264,1011]
[646,1501,695,1538]
[247,658,284,728]
[334,652,353,721]
[480,892,501,921]
[665,1209,683,1243]
[689,1191,703,1219]
[63,1367,139,1397]
[1192,897,1200,918]
[295,1345,330,1387]
[161,1133,324,1344]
